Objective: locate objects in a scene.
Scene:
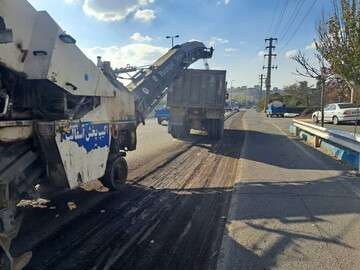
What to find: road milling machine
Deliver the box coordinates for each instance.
[0,0,214,268]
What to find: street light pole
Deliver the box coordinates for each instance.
[230,80,235,109]
[320,76,325,127]
[166,35,180,48]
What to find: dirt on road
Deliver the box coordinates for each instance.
[12,113,244,270]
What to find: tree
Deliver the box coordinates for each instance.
[292,51,328,80]
[292,51,329,126]
[326,79,352,103]
[283,81,319,108]
[317,0,360,103]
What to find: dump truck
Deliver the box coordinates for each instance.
[167,69,226,140]
[266,100,286,118]
[0,1,214,268]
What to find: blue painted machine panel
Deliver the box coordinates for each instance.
[61,122,110,153]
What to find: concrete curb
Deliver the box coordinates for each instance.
[289,124,359,171]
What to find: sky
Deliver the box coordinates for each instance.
[26,0,333,89]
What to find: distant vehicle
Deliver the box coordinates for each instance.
[232,106,240,112]
[155,107,170,125]
[266,101,286,118]
[284,113,299,118]
[224,101,232,112]
[224,101,240,112]
[228,104,240,112]
[312,103,360,125]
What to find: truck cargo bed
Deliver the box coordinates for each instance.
[168,69,226,109]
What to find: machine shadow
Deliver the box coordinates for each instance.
[12,172,360,270]
[13,172,360,270]
[11,122,359,269]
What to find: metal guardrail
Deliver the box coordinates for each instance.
[293,119,360,156]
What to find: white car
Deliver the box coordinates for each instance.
[312,103,360,125]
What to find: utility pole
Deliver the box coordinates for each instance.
[259,74,265,110]
[259,74,265,93]
[230,80,235,109]
[263,38,278,109]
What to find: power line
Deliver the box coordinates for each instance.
[267,0,281,36]
[279,0,319,53]
[273,0,290,37]
[278,0,306,42]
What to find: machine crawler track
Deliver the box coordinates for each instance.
[0,140,45,270]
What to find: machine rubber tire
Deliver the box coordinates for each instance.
[100,156,128,191]
[333,116,339,125]
[157,119,162,125]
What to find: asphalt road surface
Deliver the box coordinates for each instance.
[11,111,360,270]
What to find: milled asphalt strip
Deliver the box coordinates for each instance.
[133,112,238,185]
[270,121,360,200]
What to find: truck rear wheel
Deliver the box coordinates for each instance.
[100,155,128,191]
[170,124,190,139]
[208,119,224,140]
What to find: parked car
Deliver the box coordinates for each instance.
[312,103,360,125]
[231,105,240,112]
